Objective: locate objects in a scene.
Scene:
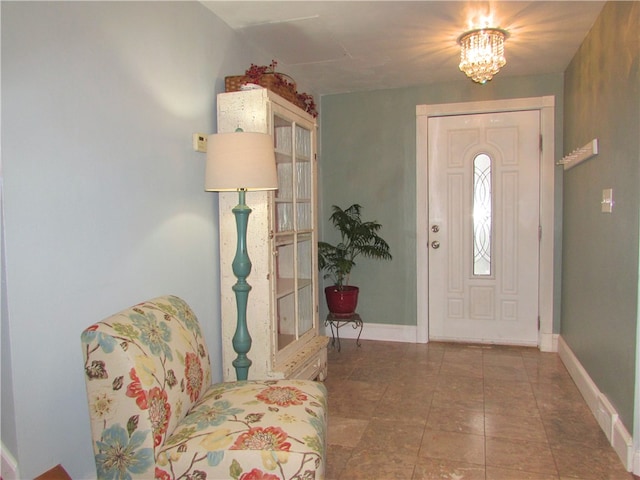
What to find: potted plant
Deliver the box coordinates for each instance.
[318,204,392,317]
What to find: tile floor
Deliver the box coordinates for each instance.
[324,339,633,479]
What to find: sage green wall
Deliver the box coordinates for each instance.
[561,1,639,433]
[319,74,564,328]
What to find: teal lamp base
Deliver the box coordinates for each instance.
[205,131,278,381]
[231,189,253,380]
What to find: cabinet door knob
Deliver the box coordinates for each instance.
[431,241,440,249]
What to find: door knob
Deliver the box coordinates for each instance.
[431,241,440,249]
[431,225,440,233]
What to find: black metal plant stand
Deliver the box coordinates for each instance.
[325,313,363,352]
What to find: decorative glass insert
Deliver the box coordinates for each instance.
[473,153,492,276]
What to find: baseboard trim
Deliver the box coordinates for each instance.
[539,332,559,352]
[633,448,640,475]
[1,441,19,480]
[429,335,538,347]
[558,336,633,471]
[322,322,560,352]
[322,322,418,344]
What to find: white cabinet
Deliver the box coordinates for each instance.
[217,89,328,381]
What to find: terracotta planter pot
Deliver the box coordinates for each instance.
[325,285,359,317]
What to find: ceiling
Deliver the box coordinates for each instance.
[202,1,605,95]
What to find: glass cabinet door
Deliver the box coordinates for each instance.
[295,125,313,339]
[296,235,313,338]
[273,114,314,351]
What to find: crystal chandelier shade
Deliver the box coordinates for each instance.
[458,27,509,84]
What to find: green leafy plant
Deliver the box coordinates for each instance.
[318,204,392,290]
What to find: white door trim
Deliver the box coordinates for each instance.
[416,96,556,351]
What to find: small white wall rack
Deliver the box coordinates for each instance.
[557,138,599,170]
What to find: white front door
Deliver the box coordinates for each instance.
[427,110,540,345]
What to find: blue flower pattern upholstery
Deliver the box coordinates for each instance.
[81,295,327,480]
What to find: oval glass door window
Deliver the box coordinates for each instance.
[473,153,492,276]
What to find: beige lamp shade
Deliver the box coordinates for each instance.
[205,132,278,191]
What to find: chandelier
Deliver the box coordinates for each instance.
[457,27,509,84]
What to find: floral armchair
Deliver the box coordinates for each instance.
[81,295,327,479]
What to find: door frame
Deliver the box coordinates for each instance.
[416,96,556,351]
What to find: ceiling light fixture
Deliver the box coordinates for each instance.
[457,27,509,84]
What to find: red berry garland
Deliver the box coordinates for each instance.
[243,60,317,118]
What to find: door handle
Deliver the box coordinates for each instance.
[431,225,440,233]
[431,241,440,249]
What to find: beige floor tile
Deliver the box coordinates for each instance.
[442,346,484,365]
[439,360,484,378]
[437,374,485,393]
[373,389,432,422]
[327,416,368,447]
[552,442,634,479]
[413,458,485,480]
[523,356,572,384]
[393,364,442,383]
[384,376,439,397]
[486,466,560,479]
[419,429,485,465]
[339,449,418,480]
[426,406,485,435]
[325,340,631,479]
[356,352,407,369]
[483,349,527,368]
[486,437,557,475]
[431,391,485,412]
[531,380,587,414]
[325,363,355,380]
[484,378,539,415]
[327,379,386,419]
[401,346,444,361]
[484,363,530,382]
[542,411,611,449]
[403,347,445,365]
[484,412,547,443]
[484,377,536,397]
[358,418,426,456]
[325,444,352,480]
[349,365,401,383]
[432,375,485,411]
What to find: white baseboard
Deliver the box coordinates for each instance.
[633,448,640,475]
[322,322,418,344]
[322,323,560,352]
[1,441,19,480]
[558,336,633,471]
[558,336,600,413]
[539,332,559,352]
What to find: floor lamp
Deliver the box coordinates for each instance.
[205,131,277,380]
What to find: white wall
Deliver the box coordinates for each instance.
[1,2,270,477]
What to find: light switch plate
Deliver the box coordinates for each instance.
[601,188,614,213]
[192,133,207,153]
